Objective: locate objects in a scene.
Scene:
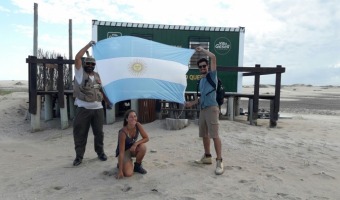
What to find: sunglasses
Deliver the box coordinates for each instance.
[198,64,207,68]
[85,62,96,66]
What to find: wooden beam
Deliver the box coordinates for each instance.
[26,57,75,65]
[217,66,285,73]
[28,56,37,114]
[252,64,260,125]
[271,65,283,127]
[57,57,65,108]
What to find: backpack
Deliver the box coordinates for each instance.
[196,73,225,106]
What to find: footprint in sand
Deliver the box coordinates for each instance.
[122,184,132,192]
[152,160,169,169]
[103,170,116,177]
[53,186,63,190]
[266,174,282,182]
[313,171,335,179]
[225,166,242,170]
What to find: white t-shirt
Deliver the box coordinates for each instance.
[74,67,103,109]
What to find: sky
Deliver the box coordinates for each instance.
[1,0,339,86]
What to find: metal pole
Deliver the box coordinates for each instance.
[31,3,41,132]
[68,19,73,88]
[33,3,38,56]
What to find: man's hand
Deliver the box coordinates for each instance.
[185,101,192,108]
[116,171,124,179]
[195,46,204,52]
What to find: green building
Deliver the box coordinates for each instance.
[92,20,245,93]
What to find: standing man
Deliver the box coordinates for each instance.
[72,41,107,166]
[185,46,224,175]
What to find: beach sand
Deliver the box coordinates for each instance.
[0,80,339,200]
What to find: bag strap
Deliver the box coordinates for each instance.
[206,73,216,89]
[206,73,216,96]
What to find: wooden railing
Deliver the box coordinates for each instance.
[26,56,285,129]
[160,64,285,127]
[26,56,75,131]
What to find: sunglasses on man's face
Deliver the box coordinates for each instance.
[85,62,96,66]
[198,64,207,69]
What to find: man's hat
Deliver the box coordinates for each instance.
[84,56,96,64]
[84,51,96,64]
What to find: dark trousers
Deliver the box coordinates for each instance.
[73,107,104,159]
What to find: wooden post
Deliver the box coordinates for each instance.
[44,95,53,121]
[270,99,275,126]
[252,64,261,125]
[60,95,69,129]
[28,56,37,114]
[28,56,41,132]
[46,63,55,120]
[31,95,41,132]
[57,57,68,129]
[43,60,53,121]
[227,96,234,121]
[270,65,283,127]
[57,57,65,108]
[248,98,253,125]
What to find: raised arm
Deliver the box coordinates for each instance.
[75,41,95,70]
[196,46,216,71]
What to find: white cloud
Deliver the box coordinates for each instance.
[14,24,33,37]
[2,0,340,85]
[0,5,11,12]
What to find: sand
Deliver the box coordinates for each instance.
[0,80,339,200]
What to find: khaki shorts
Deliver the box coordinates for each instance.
[199,106,220,138]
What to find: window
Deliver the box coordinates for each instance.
[189,38,210,68]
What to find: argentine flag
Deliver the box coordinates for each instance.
[93,36,195,104]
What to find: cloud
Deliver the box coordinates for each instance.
[3,0,340,86]
[0,5,11,12]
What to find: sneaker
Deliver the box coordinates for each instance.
[195,154,212,164]
[73,158,82,166]
[98,153,107,161]
[215,159,224,175]
[134,162,147,174]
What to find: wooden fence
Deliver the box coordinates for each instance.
[160,64,285,127]
[26,56,75,131]
[26,55,285,130]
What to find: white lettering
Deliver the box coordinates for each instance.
[215,42,230,50]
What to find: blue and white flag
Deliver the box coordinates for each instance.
[93,36,195,104]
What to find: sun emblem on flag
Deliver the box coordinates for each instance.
[129,59,147,76]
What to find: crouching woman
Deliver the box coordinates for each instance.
[115,109,149,179]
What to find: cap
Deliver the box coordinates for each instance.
[84,56,96,64]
